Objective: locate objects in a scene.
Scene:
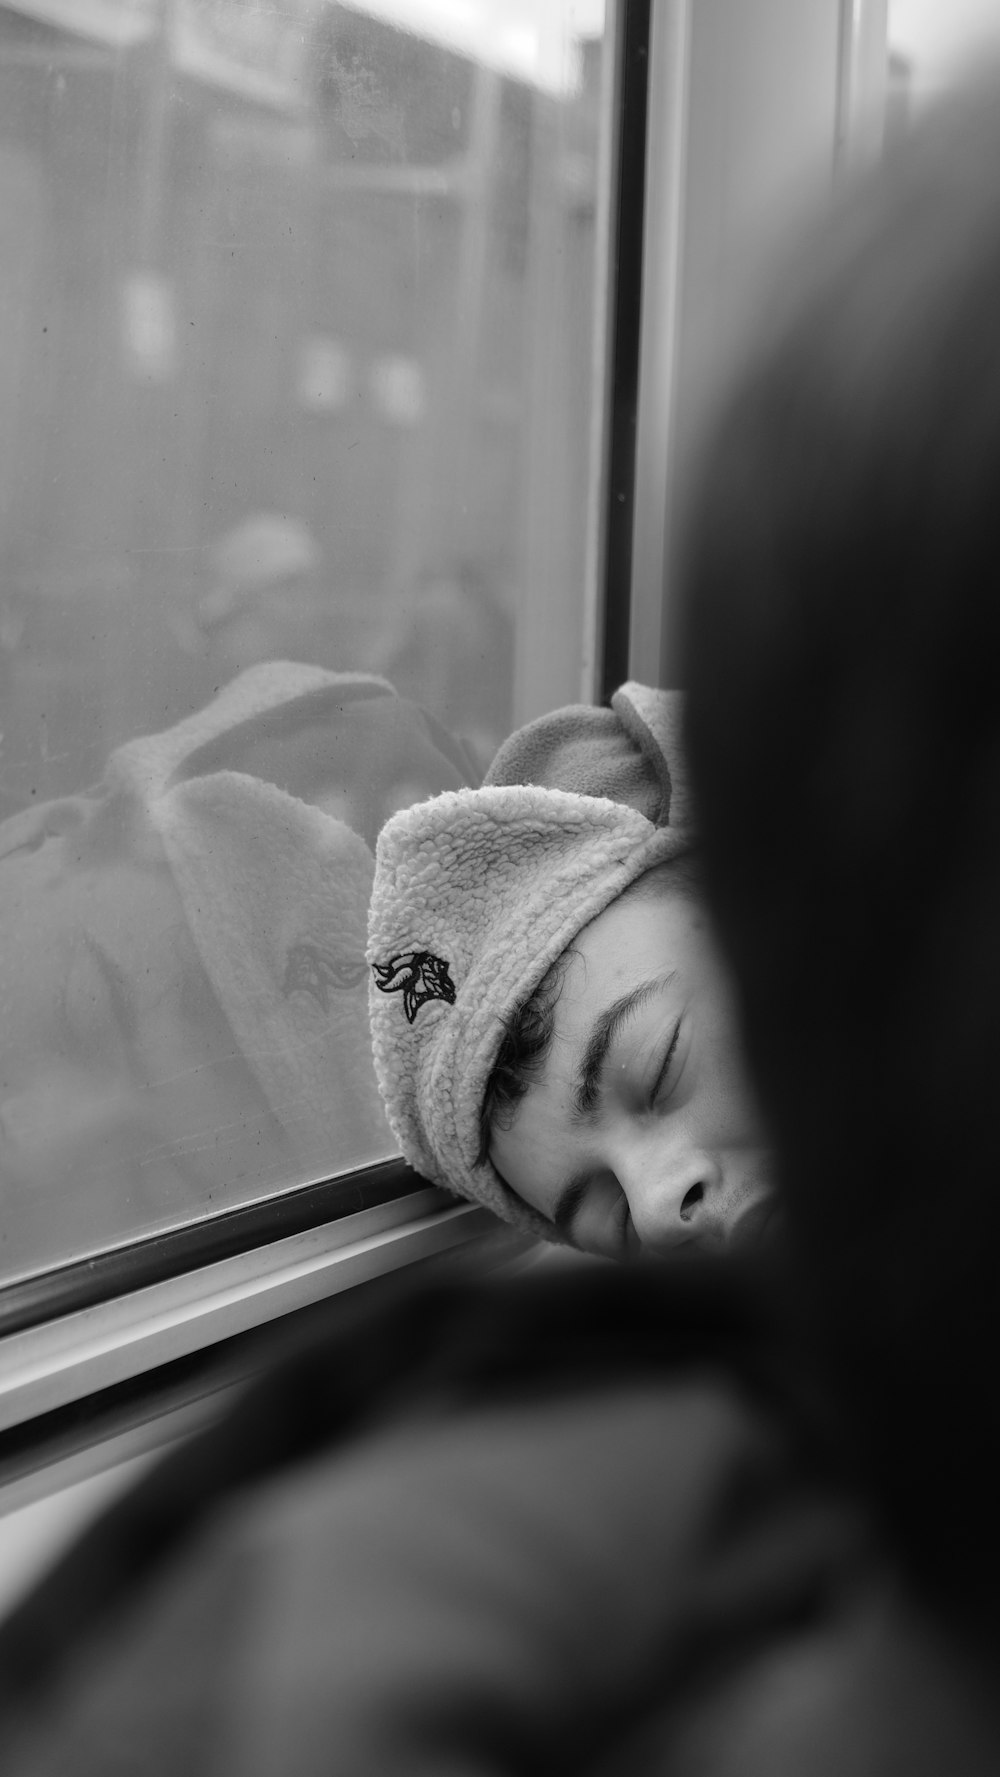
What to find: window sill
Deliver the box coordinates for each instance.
[0,1188,499,1439]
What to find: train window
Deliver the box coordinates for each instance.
[0,0,887,1453]
[0,0,621,1320]
[885,0,1000,156]
[888,1,1000,116]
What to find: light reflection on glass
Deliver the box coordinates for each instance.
[0,0,616,1280]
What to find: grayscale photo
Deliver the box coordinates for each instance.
[0,3,998,1772]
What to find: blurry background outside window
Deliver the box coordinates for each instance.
[887,0,1000,133]
[0,0,617,1283]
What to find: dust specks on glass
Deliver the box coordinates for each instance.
[0,0,614,1284]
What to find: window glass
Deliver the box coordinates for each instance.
[0,0,615,1283]
[888,0,1000,125]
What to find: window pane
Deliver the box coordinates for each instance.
[0,0,615,1282]
[888,1,1000,130]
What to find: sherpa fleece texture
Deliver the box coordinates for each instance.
[366,684,692,1239]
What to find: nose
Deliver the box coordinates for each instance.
[617,1137,727,1255]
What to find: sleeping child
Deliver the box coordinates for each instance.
[367,683,774,1261]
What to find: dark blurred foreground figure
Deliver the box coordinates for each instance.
[4,78,1000,1775]
[679,73,1000,1642]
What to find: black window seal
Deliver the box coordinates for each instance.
[0,1158,432,1340]
[600,0,651,701]
[0,1240,477,1497]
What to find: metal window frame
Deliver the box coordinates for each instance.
[626,0,888,692]
[837,0,889,170]
[597,0,653,700]
[624,0,690,692]
[0,1193,530,1528]
[0,1186,508,1440]
[0,1,645,1455]
[0,0,891,1508]
[0,1159,422,1340]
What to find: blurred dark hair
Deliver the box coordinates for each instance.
[478,948,572,1163]
[679,79,1000,1630]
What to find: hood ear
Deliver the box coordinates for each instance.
[484,684,684,830]
[107,662,397,806]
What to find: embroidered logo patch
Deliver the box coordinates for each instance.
[372,950,456,1023]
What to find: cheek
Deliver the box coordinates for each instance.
[693,1007,765,1143]
[489,1103,569,1220]
[487,1119,533,1199]
[568,1176,635,1260]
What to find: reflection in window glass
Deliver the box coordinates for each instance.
[0,0,616,1281]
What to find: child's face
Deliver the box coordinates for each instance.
[489,887,774,1261]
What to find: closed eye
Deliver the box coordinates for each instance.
[650,1018,681,1104]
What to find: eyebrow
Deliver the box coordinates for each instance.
[572,972,675,1122]
[552,971,676,1240]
